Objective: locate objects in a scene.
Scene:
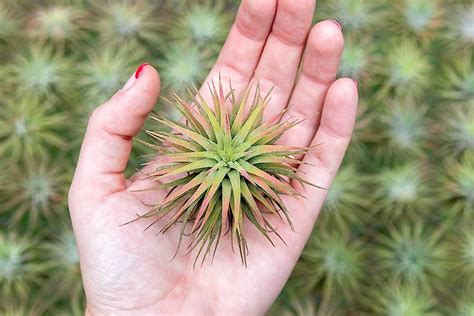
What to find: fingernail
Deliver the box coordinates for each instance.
[121,63,149,91]
[135,63,149,79]
[353,79,358,88]
[330,19,343,32]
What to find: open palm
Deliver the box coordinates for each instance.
[69,0,358,315]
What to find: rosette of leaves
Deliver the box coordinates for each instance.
[26,3,86,47]
[158,42,211,96]
[137,82,316,265]
[367,281,440,316]
[439,54,474,102]
[78,43,146,106]
[0,233,41,301]
[447,224,474,288]
[374,222,448,292]
[89,0,163,46]
[375,98,430,162]
[170,0,231,48]
[319,164,368,231]
[4,45,72,99]
[0,95,67,163]
[338,35,377,83]
[0,161,69,226]
[390,0,442,38]
[41,219,83,309]
[372,163,432,220]
[439,102,474,155]
[377,39,431,98]
[0,2,19,45]
[443,2,474,52]
[439,152,474,221]
[293,230,366,305]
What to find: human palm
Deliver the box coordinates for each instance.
[69,1,358,315]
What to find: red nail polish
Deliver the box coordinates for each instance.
[353,79,358,87]
[329,19,343,32]
[135,63,149,79]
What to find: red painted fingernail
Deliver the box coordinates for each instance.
[135,63,149,79]
[353,80,358,87]
[330,19,343,32]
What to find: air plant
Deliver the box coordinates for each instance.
[171,0,231,48]
[439,54,474,102]
[439,152,474,221]
[42,219,83,308]
[378,39,431,97]
[374,222,448,292]
[338,35,376,82]
[0,233,40,301]
[372,163,432,220]
[137,81,317,265]
[294,230,366,304]
[78,43,145,106]
[4,45,72,99]
[320,164,368,231]
[448,224,474,288]
[443,3,474,52]
[0,161,69,226]
[26,3,85,47]
[391,0,442,38]
[449,291,474,316]
[368,282,440,316]
[439,103,474,155]
[376,98,430,161]
[0,2,19,44]
[315,0,384,32]
[89,0,163,46]
[158,43,210,95]
[0,95,67,163]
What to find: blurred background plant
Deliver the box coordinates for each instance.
[0,0,472,314]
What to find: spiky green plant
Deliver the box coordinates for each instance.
[316,0,384,32]
[4,45,72,98]
[320,164,368,231]
[26,4,85,46]
[368,282,440,316]
[374,222,448,292]
[392,0,442,37]
[338,36,376,82]
[171,0,231,47]
[448,224,474,288]
[0,2,19,44]
[0,96,66,163]
[439,55,474,102]
[379,40,431,97]
[376,98,429,161]
[78,43,145,106]
[440,103,474,154]
[439,152,474,221]
[449,291,474,316]
[443,3,474,51]
[158,43,210,95]
[294,230,366,304]
[42,219,83,308]
[0,233,40,301]
[90,0,162,45]
[372,163,432,220]
[0,161,69,226]
[138,82,316,265]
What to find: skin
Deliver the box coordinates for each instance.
[68,0,358,315]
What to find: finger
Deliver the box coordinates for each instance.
[277,20,344,151]
[200,0,277,98]
[297,78,358,211]
[252,0,315,120]
[70,64,160,202]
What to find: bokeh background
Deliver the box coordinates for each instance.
[0,0,472,314]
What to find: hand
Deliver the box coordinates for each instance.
[68,0,358,314]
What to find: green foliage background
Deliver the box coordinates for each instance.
[0,0,472,314]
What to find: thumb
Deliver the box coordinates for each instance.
[70,63,160,204]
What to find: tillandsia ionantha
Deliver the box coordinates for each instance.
[135,80,318,266]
